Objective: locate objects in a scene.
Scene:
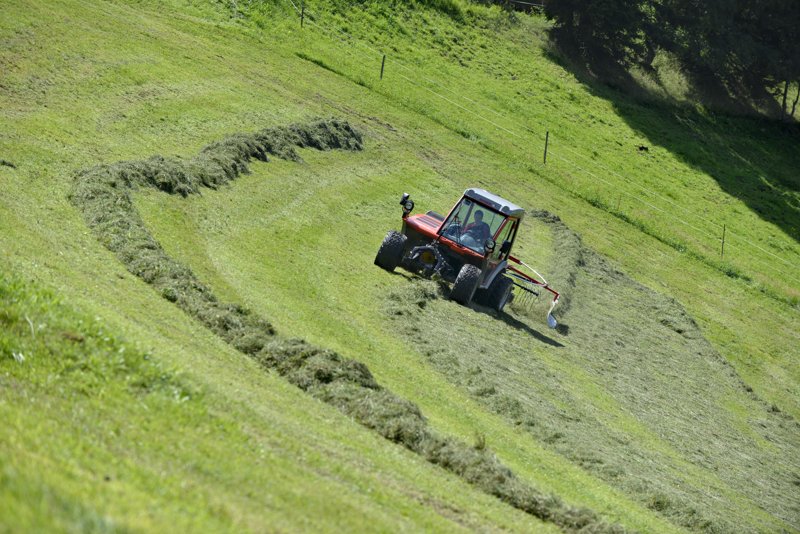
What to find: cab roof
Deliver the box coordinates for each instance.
[463,188,525,218]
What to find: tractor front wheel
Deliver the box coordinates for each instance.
[374,231,407,272]
[485,275,513,312]
[450,264,482,305]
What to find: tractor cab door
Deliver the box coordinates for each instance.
[491,217,518,263]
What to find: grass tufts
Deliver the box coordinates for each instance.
[0,273,193,401]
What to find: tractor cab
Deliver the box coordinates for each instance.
[438,189,523,260]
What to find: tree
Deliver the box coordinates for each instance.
[544,0,649,69]
[732,0,800,119]
[544,0,800,118]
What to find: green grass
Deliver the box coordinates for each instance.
[68,117,620,532]
[1,0,798,532]
[137,145,797,532]
[0,250,559,533]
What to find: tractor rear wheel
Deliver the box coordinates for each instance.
[450,264,482,305]
[485,275,513,312]
[374,231,407,272]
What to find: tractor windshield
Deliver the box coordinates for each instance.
[440,198,506,253]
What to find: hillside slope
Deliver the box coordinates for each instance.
[1,0,798,532]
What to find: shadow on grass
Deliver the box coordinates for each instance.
[497,311,564,348]
[543,48,800,244]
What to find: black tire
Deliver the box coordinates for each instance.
[473,287,489,306]
[485,275,513,312]
[374,231,407,272]
[450,264,482,305]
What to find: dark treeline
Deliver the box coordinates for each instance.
[541,0,800,119]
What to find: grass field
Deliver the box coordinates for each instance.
[1,0,798,532]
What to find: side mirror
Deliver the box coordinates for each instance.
[484,238,496,254]
[500,240,512,255]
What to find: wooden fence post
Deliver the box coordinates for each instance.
[301,1,305,27]
[721,224,726,258]
[543,131,549,164]
[380,54,386,80]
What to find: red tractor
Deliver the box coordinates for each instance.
[375,188,560,327]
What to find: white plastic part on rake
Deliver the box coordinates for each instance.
[507,256,560,329]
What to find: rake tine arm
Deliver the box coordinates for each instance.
[507,265,560,303]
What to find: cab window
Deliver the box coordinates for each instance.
[492,219,516,260]
[441,199,507,254]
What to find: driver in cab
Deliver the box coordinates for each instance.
[463,210,491,243]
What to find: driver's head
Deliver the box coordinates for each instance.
[474,210,484,222]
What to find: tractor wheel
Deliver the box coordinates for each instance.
[450,264,482,305]
[374,231,407,272]
[485,275,514,312]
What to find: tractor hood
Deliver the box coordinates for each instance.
[464,188,525,219]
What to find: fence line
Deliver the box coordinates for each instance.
[294,0,798,273]
[282,0,800,295]
[548,150,800,285]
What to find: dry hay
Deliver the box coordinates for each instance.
[386,209,800,533]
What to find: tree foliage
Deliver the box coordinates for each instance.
[544,0,800,119]
[546,0,648,67]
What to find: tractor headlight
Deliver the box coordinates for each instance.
[401,198,414,218]
[484,238,496,253]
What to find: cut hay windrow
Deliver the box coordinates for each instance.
[70,119,624,533]
[387,209,800,533]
